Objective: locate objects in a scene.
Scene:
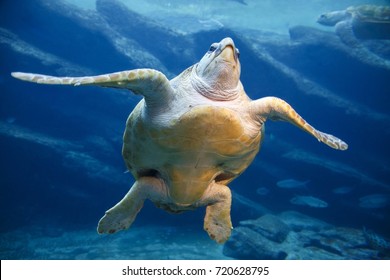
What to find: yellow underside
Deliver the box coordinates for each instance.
[122,104,261,204]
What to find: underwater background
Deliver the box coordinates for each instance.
[1,0,389,259]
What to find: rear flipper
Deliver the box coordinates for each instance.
[197,182,233,243]
[97,177,166,234]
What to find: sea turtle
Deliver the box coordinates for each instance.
[11,37,348,243]
[317,5,390,69]
[317,5,390,42]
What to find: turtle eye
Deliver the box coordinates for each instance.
[208,43,218,53]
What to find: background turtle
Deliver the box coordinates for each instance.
[11,37,347,243]
[317,5,390,42]
[317,5,390,69]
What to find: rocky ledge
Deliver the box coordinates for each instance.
[224,211,387,259]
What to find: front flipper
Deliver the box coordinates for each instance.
[11,69,174,106]
[197,182,233,244]
[251,96,348,150]
[98,177,166,234]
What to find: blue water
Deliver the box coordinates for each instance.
[1,0,389,259]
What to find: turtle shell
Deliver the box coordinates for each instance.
[349,5,390,40]
[351,5,390,23]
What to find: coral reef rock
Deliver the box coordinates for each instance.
[224,211,380,259]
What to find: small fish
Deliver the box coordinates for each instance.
[290,195,328,208]
[276,179,309,189]
[359,194,389,209]
[256,187,270,196]
[332,186,353,195]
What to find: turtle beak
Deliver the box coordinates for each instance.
[218,37,239,62]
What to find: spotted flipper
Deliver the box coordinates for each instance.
[195,182,233,244]
[98,177,166,235]
[251,96,348,150]
[11,69,174,105]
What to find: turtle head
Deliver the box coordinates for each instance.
[317,10,350,26]
[193,37,241,100]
